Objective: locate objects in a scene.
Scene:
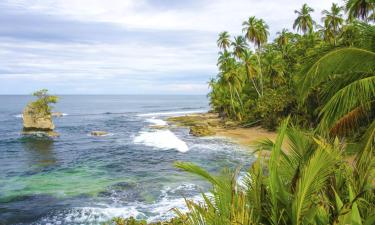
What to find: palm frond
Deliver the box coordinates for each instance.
[318,76,375,133]
[291,139,339,224]
[299,47,375,101]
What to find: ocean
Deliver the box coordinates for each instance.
[0,95,255,224]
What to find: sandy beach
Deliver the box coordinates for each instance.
[167,112,278,153]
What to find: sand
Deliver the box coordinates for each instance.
[167,113,278,155]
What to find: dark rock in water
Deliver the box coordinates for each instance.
[90,131,109,136]
[22,130,59,138]
[22,104,58,137]
[149,125,168,129]
[189,124,215,137]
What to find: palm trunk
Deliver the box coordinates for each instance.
[234,87,244,118]
[245,65,261,97]
[228,84,236,118]
[256,52,264,96]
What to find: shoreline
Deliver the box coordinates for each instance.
[167,112,277,152]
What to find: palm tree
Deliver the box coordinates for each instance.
[322,3,344,45]
[230,36,248,60]
[242,16,269,96]
[262,48,286,88]
[175,119,375,224]
[299,47,375,138]
[217,31,231,51]
[219,66,245,120]
[241,49,261,97]
[293,3,315,35]
[276,28,291,48]
[242,16,269,49]
[345,0,375,21]
[217,51,235,71]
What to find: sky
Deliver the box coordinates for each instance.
[0,0,341,95]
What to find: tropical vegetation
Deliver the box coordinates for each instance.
[29,89,58,115]
[115,0,374,224]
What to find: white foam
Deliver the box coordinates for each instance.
[137,110,206,117]
[36,183,205,224]
[39,193,204,224]
[13,113,68,118]
[146,117,167,126]
[14,114,23,118]
[42,205,144,224]
[134,130,189,153]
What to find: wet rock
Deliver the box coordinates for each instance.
[22,131,60,138]
[224,120,238,128]
[207,120,222,127]
[90,131,109,136]
[149,125,168,129]
[189,124,215,137]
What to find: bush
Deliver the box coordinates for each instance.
[29,89,58,115]
[254,87,296,130]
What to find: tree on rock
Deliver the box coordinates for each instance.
[30,89,59,116]
[23,89,59,134]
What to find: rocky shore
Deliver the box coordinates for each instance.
[167,113,277,152]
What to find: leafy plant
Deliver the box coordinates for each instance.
[29,89,59,116]
[173,119,375,225]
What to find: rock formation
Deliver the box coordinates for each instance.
[189,124,215,137]
[90,131,109,136]
[23,103,55,131]
[22,103,58,137]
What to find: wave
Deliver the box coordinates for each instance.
[146,117,167,126]
[35,184,204,224]
[133,130,188,153]
[137,110,206,117]
[13,113,68,118]
[13,114,23,118]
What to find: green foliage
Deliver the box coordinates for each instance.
[108,217,184,225]
[29,89,58,115]
[173,119,375,225]
[117,1,375,224]
[209,0,374,135]
[254,87,296,130]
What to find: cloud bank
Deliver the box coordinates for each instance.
[0,0,340,94]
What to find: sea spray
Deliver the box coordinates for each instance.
[134,130,189,153]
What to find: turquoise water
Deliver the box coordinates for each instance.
[0,95,254,224]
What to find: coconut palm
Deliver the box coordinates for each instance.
[242,16,269,49]
[345,0,375,21]
[322,3,344,45]
[241,49,261,97]
[217,31,231,51]
[217,51,235,71]
[175,118,375,225]
[231,36,248,60]
[293,3,316,35]
[317,24,335,44]
[299,47,375,138]
[276,28,291,48]
[220,67,245,120]
[262,48,286,88]
[242,16,269,96]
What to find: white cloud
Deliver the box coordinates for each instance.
[5,0,342,35]
[0,0,344,94]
